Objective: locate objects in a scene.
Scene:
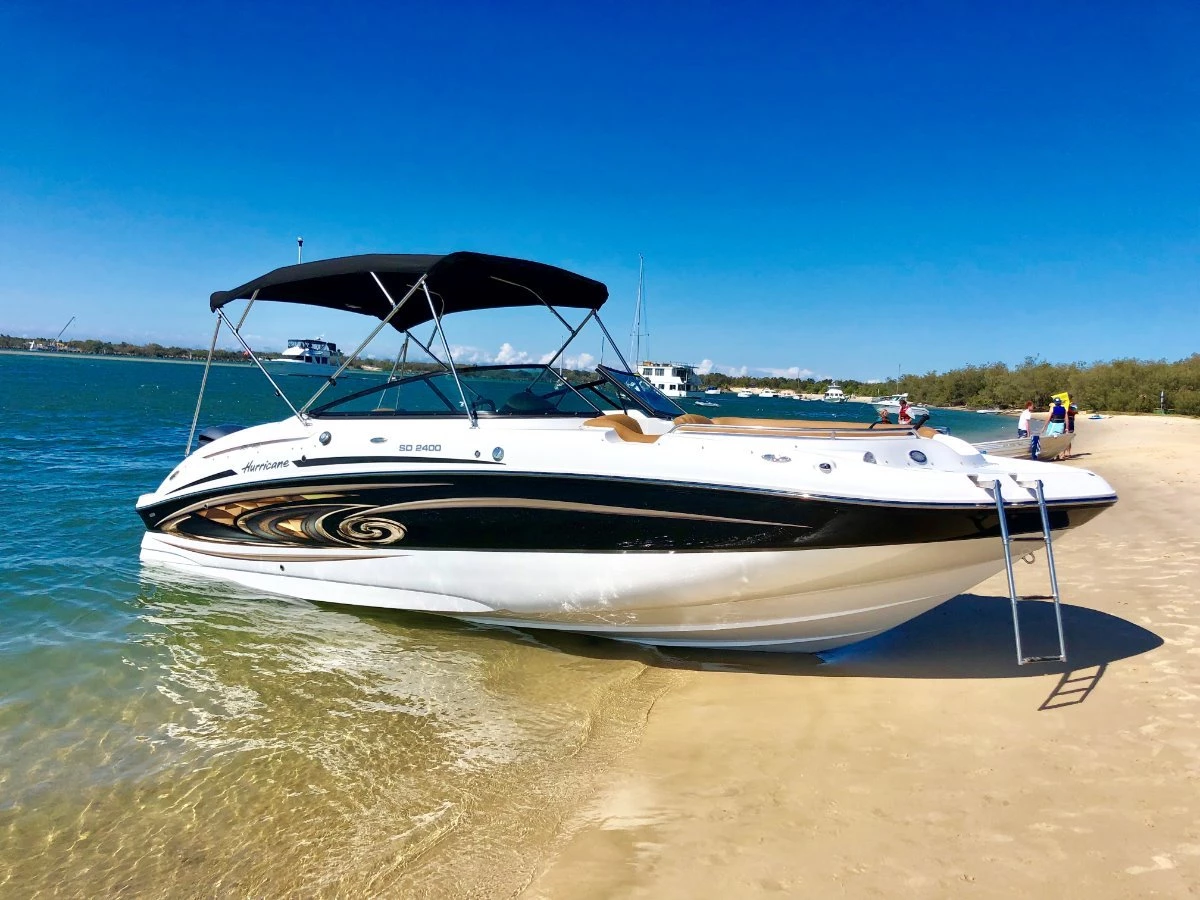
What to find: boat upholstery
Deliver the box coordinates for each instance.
[583,413,934,443]
[582,415,660,443]
[714,416,881,429]
[674,415,936,439]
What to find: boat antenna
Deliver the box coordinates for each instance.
[628,254,647,365]
[297,236,304,264]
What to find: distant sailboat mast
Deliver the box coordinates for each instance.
[628,255,648,365]
[56,316,76,344]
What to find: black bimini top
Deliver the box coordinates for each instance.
[209,251,608,333]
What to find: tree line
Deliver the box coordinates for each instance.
[6,334,1197,415]
[1,334,251,362]
[701,354,1200,415]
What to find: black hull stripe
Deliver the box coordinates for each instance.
[170,469,238,494]
[139,470,1115,553]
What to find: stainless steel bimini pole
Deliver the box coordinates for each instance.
[398,328,449,369]
[422,281,477,427]
[185,316,223,455]
[216,308,306,422]
[541,309,596,370]
[185,287,265,455]
[299,273,426,414]
[595,314,637,372]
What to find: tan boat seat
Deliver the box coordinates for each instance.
[582,415,660,443]
[671,415,933,439]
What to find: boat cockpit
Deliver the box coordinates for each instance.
[308,363,686,422]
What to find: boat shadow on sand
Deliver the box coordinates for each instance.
[488,594,1162,699]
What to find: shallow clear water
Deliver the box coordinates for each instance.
[0,352,1012,895]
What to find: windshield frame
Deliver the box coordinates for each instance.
[307,364,609,419]
[594,364,687,419]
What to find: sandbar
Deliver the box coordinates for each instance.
[524,414,1200,898]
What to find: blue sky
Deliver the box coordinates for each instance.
[1,1,1196,381]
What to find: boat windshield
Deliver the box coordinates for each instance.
[309,365,609,418]
[308,364,688,420]
[594,365,686,418]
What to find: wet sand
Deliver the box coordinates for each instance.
[525,414,1200,898]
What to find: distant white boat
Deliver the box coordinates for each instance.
[636,361,702,399]
[736,390,752,398]
[264,339,344,377]
[704,388,721,395]
[874,393,929,418]
[759,389,777,399]
[695,400,719,408]
[823,383,847,403]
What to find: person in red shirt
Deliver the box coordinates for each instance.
[898,399,912,425]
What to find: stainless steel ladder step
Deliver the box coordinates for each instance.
[988,477,1067,665]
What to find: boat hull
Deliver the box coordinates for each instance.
[142,526,1059,652]
[975,433,1073,461]
[263,359,342,378]
[875,401,930,418]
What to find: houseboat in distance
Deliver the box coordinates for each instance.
[823,382,848,403]
[264,339,345,377]
[637,361,702,399]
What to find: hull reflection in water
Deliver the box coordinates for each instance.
[0,574,676,898]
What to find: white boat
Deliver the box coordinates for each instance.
[627,259,702,400]
[736,390,752,398]
[758,389,777,399]
[694,400,719,408]
[136,251,1116,652]
[263,339,344,377]
[637,361,702,399]
[704,388,721,395]
[874,393,929,419]
[823,383,847,403]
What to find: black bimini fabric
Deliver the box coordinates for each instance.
[208,251,608,332]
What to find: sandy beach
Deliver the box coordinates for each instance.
[524,414,1200,898]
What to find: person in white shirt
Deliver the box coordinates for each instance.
[1017,401,1034,438]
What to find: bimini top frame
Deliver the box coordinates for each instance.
[186,251,631,454]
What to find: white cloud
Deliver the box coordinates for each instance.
[494,342,532,364]
[756,365,814,379]
[450,344,489,364]
[694,358,715,375]
[719,364,750,378]
[535,351,599,369]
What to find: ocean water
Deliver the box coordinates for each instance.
[0,352,1013,895]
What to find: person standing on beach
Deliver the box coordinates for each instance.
[1017,401,1034,438]
[1043,398,1067,436]
[1067,404,1077,433]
